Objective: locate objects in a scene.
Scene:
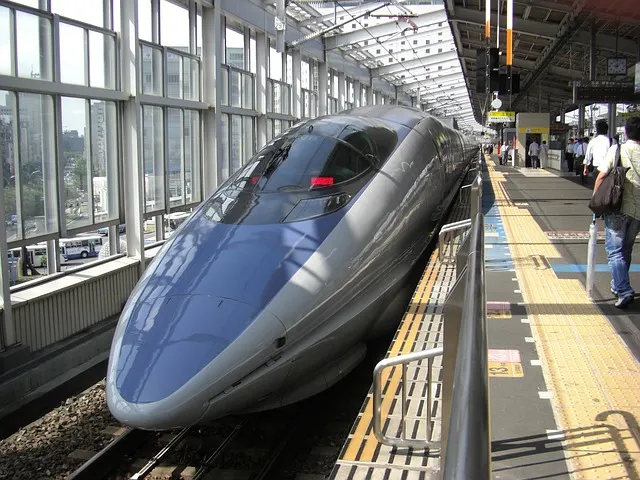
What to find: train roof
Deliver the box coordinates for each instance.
[339,105,456,132]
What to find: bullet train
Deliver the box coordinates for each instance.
[106,105,478,430]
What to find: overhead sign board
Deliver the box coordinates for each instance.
[573,81,640,103]
[488,111,515,123]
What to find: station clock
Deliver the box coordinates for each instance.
[607,57,627,75]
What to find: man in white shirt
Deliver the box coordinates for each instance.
[575,138,586,182]
[565,138,574,172]
[584,121,611,185]
[539,140,549,168]
[528,139,540,168]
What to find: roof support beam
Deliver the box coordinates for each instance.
[450,6,558,39]
[459,48,583,79]
[324,9,448,50]
[373,50,459,76]
[399,72,463,90]
[351,34,453,58]
[347,27,452,54]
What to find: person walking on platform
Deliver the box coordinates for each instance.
[540,140,549,168]
[528,139,540,169]
[575,138,586,182]
[584,120,610,185]
[566,138,574,172]
[592,117,640,308]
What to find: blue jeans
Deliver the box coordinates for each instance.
[604,213,640,298]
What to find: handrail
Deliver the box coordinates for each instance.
[442,212,490,479]
[371,148,488,474]
[372,346,444,451]
[438,219,472,263]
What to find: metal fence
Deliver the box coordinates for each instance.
[372,152,490,479]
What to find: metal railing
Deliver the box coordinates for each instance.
[438,155,484,264]
[372,346,443,451]
[372,151,489,478]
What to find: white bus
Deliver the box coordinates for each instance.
[60,235,104,260]
[8,244,65,268]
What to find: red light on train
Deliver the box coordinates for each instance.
[311,176,335,186]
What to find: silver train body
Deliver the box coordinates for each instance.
[106,105,478,429]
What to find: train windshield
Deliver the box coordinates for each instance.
[223,119,398,193]
[204,118,400,225]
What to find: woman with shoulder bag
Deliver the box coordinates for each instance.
[592,117,640,308]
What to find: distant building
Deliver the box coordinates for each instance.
[63,130,84,154]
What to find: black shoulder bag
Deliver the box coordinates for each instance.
[588,145,628,216]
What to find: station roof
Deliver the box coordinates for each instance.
[444,0,640,124]
[260,0,484,131]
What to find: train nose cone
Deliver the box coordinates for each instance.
[111,294,271,405]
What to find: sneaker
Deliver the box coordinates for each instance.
[611,288,619,297]
[614,295,634,309]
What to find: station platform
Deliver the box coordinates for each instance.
[330,156,640,479]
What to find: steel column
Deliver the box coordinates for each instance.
[121,0,145,273]
[256,32,268,149]
[292,48,302,120]
[318,59,328,116]
[202,5,222,195]
[589,21,596,82]
[337,71,345,111]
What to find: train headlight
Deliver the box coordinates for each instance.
[282,193,351,223]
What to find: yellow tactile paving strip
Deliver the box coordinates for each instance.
[342,256,441,462]
[488,160,640,479]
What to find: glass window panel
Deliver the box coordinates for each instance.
[266,118,273,143]
[183,57,199,101]
[61,97,91,230]
[141,44,163,95]
[282,85,290,115]
[242,116,254,163]
[60,23,87,85]
[184,110,200,204]
[16,11,52,81]
[250,36,256,74]
[1,91,19,243]
[226,28,244,68]
[273,82,280,114]
[167,108,184,207]
[286,53,292,85]
[0,8,12,76]
[51,0,103,27]
[18,93,57,238]
[230,70,241,108]
[230,115,243,174]
[301,61,309,90]
[160,0,188,47]
[89,30,116,89]
[113,0,120,32]
[196,13,202,53]
[166,51,183,99]
[273,119,281,137]
[242,73,253,110]
[221,66,229,106]
[142,105,165,212]
[93,100,118,221]
[266,81,273,113]
[219,114,229,183]
[138,0,152,42]
[269,46,281,81]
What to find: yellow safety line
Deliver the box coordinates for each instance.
[342,256,441,461]
[488,160,640,479]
